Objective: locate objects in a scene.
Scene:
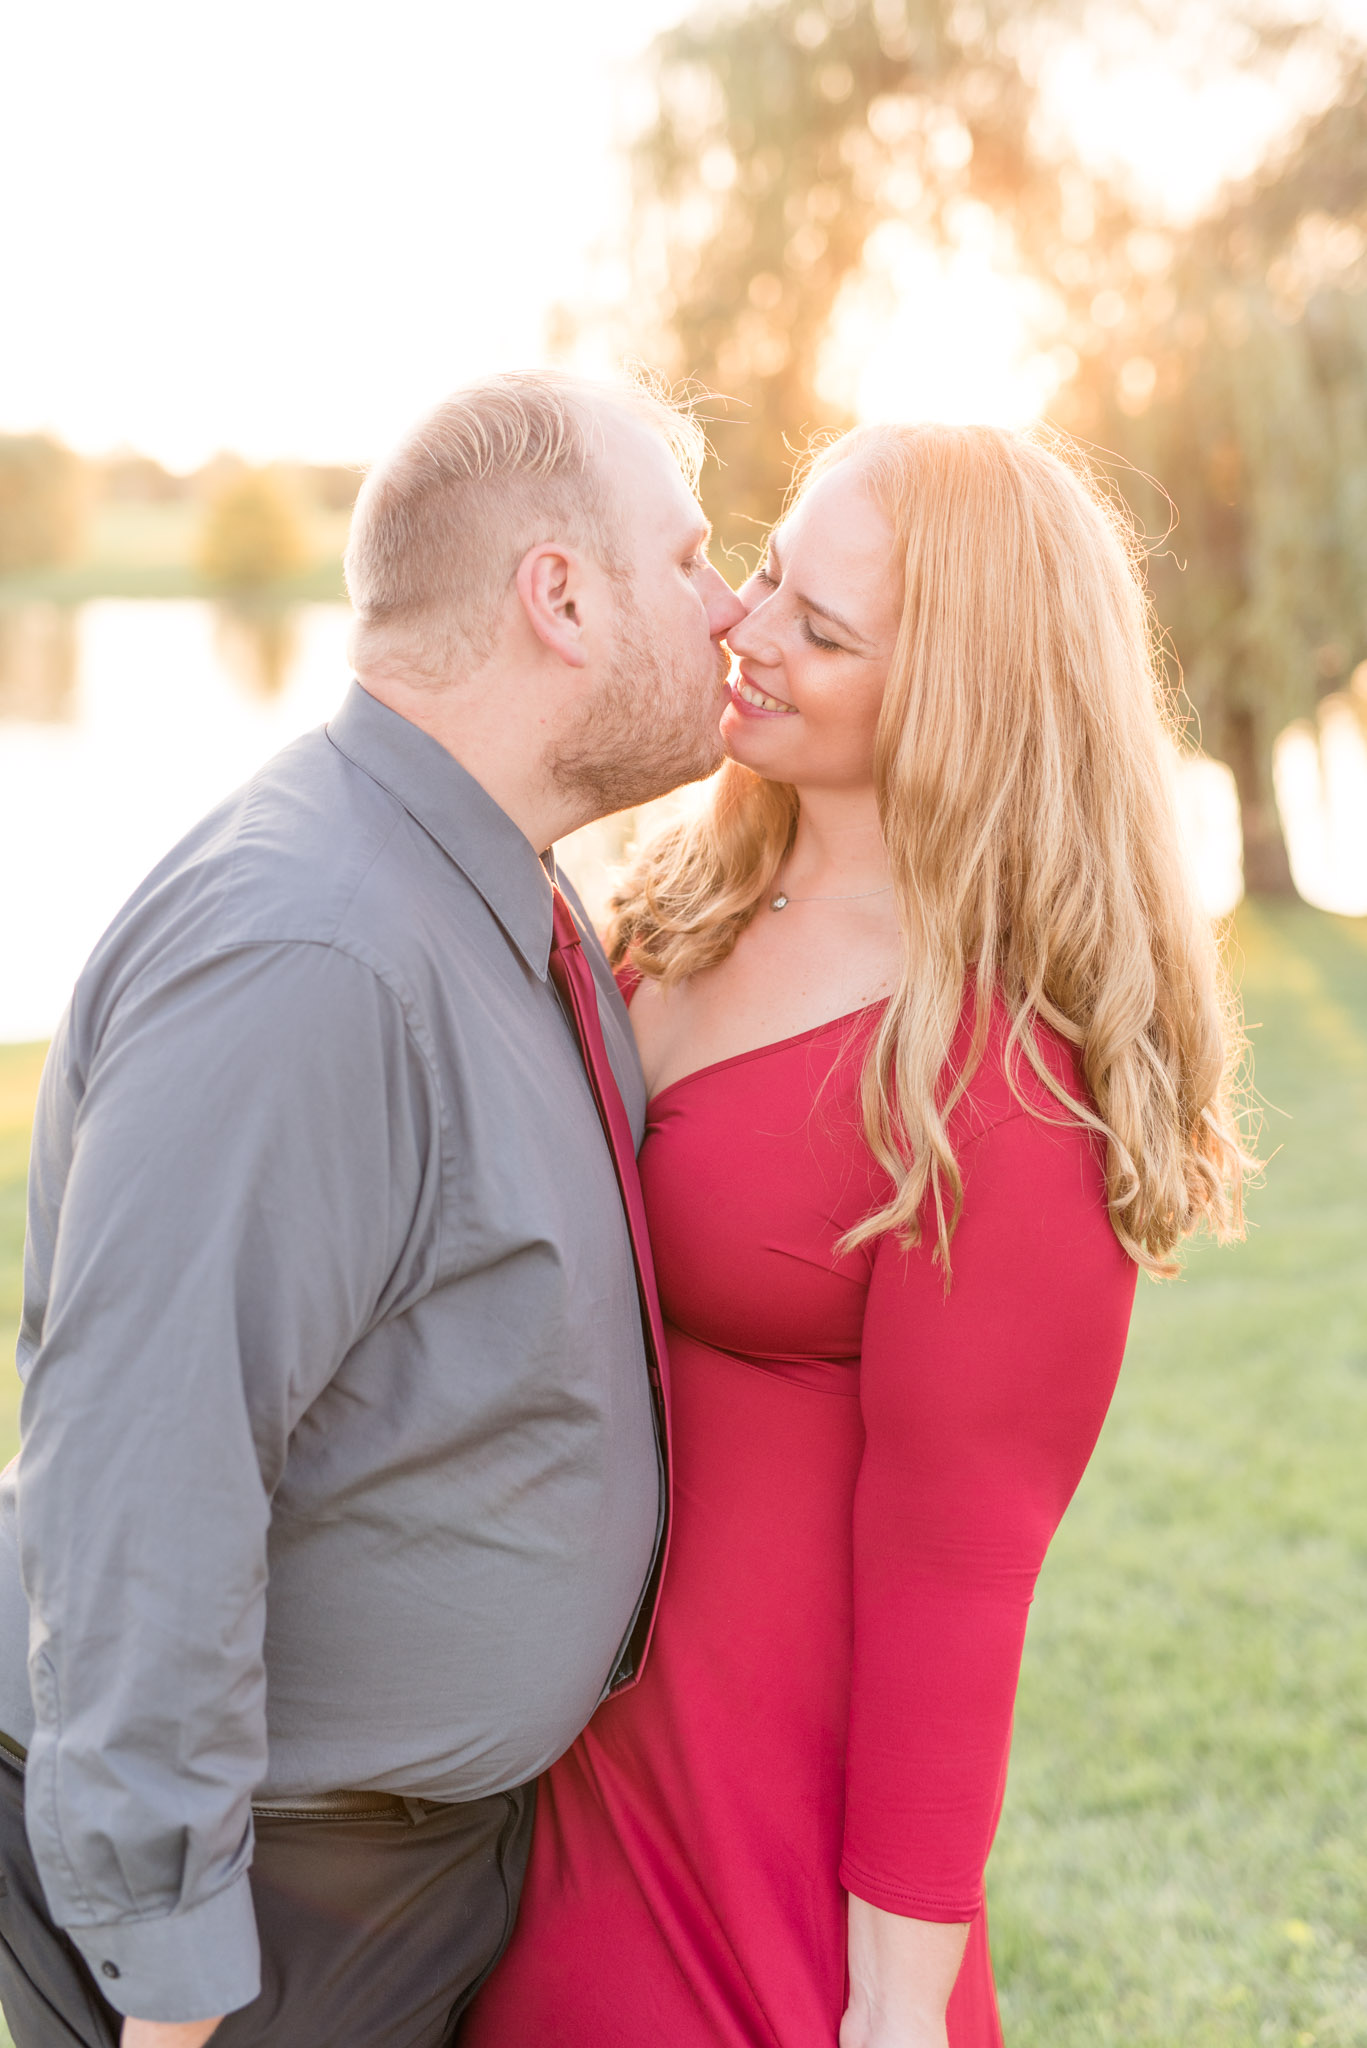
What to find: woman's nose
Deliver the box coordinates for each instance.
[723,614,748,656]
[722,591,770,660]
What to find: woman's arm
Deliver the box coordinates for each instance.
[123,2021,222,2048]
[842,1898,968,2048]
[842,1095,1137,2030]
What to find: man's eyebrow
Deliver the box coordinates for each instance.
[766,535,869,646]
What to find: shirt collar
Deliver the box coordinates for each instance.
[326,680,555,980]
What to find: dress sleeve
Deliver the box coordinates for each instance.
[840,1104,1137,1921]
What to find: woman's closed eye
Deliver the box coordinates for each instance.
[752,566,842,650]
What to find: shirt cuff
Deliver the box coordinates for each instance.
[65,1869,261,2023]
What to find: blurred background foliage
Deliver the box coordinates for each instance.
[0,437,89,578]
[196,467,309,590]
[620,0,1367,890]
[0,446,355,606]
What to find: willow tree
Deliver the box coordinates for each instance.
[1061,66,1367,891]
[627,0,1367,890]
[627,0,1088,560]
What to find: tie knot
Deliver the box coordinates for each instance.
[551,887,582,955]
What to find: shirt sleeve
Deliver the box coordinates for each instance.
[840,1104,1137,1922]
[16,940,440,2022]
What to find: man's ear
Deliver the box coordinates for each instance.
[515,543,589,671]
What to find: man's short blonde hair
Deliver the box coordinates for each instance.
[344,370,705,682]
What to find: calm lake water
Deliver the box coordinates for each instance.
[0,598,1362,1044]
[0,602,355,1042]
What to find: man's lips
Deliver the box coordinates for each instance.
[727,671,798,717]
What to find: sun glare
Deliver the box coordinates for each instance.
[1041,35,1337,226]
[813,21,1339,438]
[819,216,1064,430]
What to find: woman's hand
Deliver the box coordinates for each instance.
[840,1893,968,2048]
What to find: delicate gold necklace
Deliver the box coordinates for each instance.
[770,878,893,911]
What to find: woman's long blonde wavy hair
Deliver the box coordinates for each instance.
[608,422,1252,1275]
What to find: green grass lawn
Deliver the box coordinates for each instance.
[992,902,1367,2046]
[0,905,1363,2044]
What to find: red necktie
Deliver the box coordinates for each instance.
[547,886,670,1685]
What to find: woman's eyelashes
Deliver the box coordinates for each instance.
[751,567,842,652]
[800,617,841,652]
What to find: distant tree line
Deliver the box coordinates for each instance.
[0,442,361,591]
[97,451,362,514]
[623,0,1367,892]
[0,438,89,576]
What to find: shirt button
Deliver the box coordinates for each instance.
[100,1961,120,1979]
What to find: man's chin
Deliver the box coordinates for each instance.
[549,649,730,821]
[549,731,724,823]
[677,727,728,788]
[623,735,726,812]
[623,709,730,806]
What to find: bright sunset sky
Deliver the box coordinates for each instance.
[4,0,1364,471]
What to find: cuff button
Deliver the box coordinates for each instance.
[100,1961,120,1979]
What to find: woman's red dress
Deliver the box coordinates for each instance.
[462,996,1136,2047]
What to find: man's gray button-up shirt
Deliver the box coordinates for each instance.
[0,682,662,2022]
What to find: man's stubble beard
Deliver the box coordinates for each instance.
[548,589,729,821]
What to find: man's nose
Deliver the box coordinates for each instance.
[706,567,747,637]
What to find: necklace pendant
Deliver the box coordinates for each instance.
[770,893,788,911]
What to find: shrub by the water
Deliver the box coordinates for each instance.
[197,468,308,588]
[0,436,89,576]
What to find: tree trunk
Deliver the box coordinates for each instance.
[1224,704,1297,896]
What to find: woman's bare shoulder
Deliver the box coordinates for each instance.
[615,968,682,1095]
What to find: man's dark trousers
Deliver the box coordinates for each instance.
[0,1754,534,2047]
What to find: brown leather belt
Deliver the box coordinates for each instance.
[251,1788,445,1822]
[0,1732,442,1822]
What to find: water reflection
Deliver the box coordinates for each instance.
[0,604,79,724]
[213,599,300,700]
[1274,680,1367,917]
[0,601,351,1042]
[1174,755,1243,920]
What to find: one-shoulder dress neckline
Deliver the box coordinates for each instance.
[645,998,888,1111]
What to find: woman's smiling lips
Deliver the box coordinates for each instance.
[727,670,799,717]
